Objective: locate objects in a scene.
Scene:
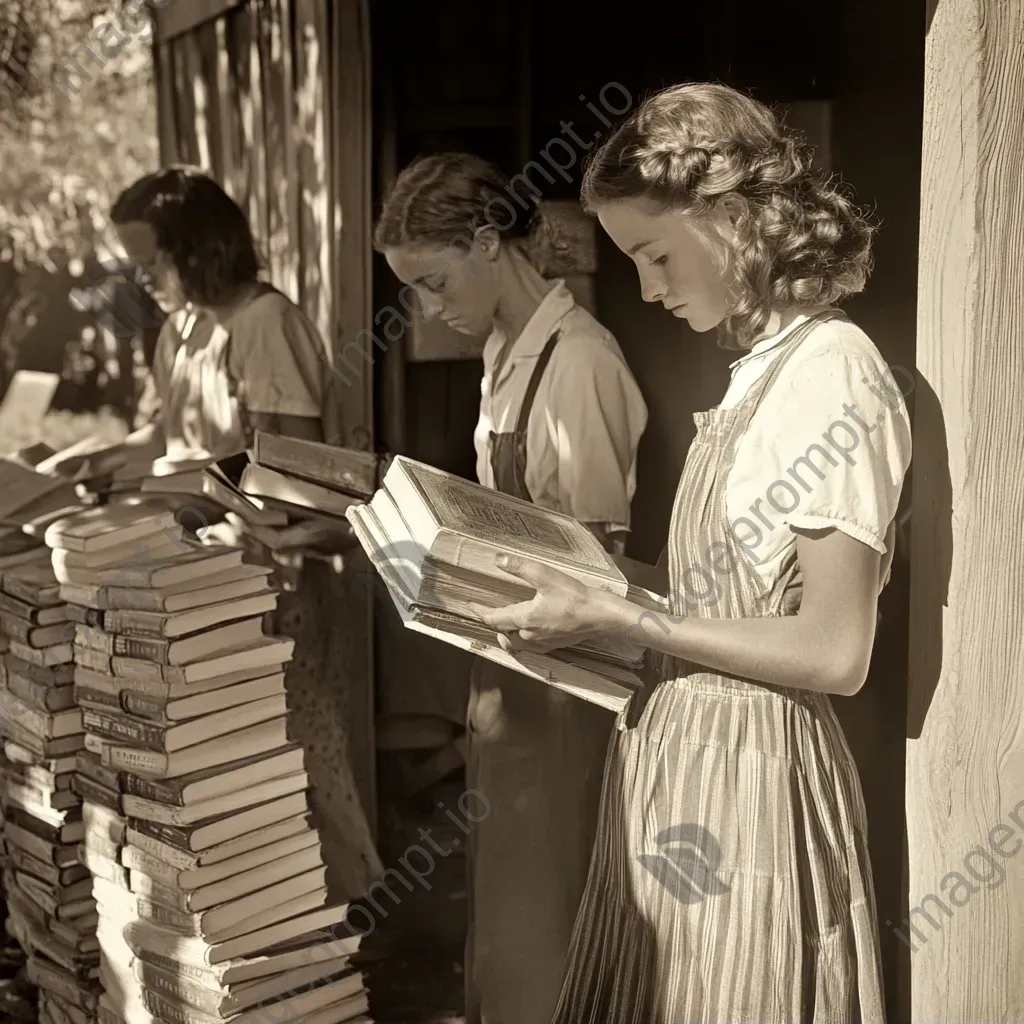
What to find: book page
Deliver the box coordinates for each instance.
[400,460,615,574]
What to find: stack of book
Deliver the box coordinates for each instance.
[0,553,100,1024]
[41,501,372,1024]
[347,455,667,713]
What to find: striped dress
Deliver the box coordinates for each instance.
[552,312,886,1023]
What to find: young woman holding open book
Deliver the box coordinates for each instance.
[476,84,912,1023]
[375,152,648,1024]
[49,167,382,901]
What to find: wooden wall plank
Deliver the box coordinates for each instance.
[169,39,200,166]
[181,31,213,172]
[152,42,180,165]
[906,0,1024,1019]
[328,0,373,439]
[328,0,376,830]
[294,0,330,336]
[258,0,299,299]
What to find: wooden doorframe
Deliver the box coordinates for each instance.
[906,0,1024,1019]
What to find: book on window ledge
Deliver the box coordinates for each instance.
[346,455,666,713]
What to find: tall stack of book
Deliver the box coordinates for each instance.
[42,501,372,1024]
[0,553,100,1024]
[346,455,666,713]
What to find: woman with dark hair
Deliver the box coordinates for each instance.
[375,152,648,1024]
[55,166,381,900]
[477,84,911,1023]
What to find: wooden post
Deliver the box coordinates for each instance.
[906,1,1024,1020]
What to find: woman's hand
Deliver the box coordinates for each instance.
[472,553,626,654]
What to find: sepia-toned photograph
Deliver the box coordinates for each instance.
[0,1,1018,1022]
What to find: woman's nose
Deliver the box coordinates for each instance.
[638,272,666,304]
[419,293,444,320]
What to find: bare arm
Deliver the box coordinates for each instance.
[608,528,879,696]
[481,526,882,698]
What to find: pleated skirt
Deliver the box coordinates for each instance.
[552,674,886,1024]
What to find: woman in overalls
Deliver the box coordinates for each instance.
[479,83,912,1022]
[374,152,648,1024]
[52,167,382,903]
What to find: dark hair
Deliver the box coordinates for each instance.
[110,166,261,307]
[373,152,544,254]
[581,83,876,348]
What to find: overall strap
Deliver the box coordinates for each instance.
[513,329,562,436]
[737,309,849,428]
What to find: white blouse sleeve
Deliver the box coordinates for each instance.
[728,348,912,559]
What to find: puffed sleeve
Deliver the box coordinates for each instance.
[765,349,912,554]
[228,295,326,419]
[542,338,648,528]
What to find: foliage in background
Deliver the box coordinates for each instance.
[0,0,159,270]
[0,0,161,420]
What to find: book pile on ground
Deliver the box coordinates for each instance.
[347,455,666,713]
[0,555,100,1024]
[41,502,372,1024]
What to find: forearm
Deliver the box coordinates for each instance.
[607,598,874,697]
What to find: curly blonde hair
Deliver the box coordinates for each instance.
[581,83,876,348]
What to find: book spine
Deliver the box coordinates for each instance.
[18,879,59,918]
[136,897,200,936]
[136,950,220,988]
[101,586,164,612]
[135,961,223,1017]
[4,845,60,885]
[3,656,73,688]
[120,771,185,806]
[71,774,121,814]
[3,823,56,864]
[0,719,46,757]
[79,608,104,628]
[110,656,170,683]
[72,645,112,675]
[106,745,167,775]
[73,684,123,712]
[121,845,181,886]
[2,578,58,606]
[81,709,169,752]
[0,592,39,622]
[119,691,170,722]
[101,609,170,638]
[57,582,101,608]
[26,960,96,1010]
[109,634,171,663]
[133,874,190,912]
[124,828,198,870]
[142,989,210,1024]
[3,699,56,740]
[130,817,193,852]
[0,613,34,645]
[75,751,121,792]
[7,672,72,712]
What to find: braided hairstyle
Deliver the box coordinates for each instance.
[581,83,875,348]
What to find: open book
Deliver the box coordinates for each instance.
[346,456,665,713]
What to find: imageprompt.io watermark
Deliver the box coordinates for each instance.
[888,794,1024,952]
[327,81,636,390]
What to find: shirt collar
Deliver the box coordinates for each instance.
[483,279,575,372]
[728,313,811,374]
